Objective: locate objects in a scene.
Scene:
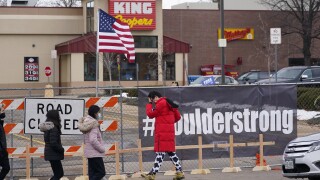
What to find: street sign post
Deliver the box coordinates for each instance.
[270,28,281,44]
[45,66,51,77]
[45,66,51,83]
[270,28,281,82]
[51,50,57,86]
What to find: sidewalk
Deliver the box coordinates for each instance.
[36,168,286,180]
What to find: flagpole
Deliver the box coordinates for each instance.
[96,10,100,97]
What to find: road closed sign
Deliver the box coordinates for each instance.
[24,98,85,134]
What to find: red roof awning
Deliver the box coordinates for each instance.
[55,33,190,55]
[55,32,96,55]
[163,36,190,53]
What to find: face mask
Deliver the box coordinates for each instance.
[97,113,102,119]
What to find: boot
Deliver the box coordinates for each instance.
[173,171,185,180]
[141,173,156,180]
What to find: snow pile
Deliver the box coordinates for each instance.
[297,109,320,121]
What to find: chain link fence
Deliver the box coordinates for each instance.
[0,83,320,179]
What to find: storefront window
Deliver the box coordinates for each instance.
[164,54,175,80]
[84,53,96,81]
[134,36,158,48]
[137,53,158,80]
[86,1,94,33]
[103,53,158,81]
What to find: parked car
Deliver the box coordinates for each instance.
[189,75,239,86]
[237,70,274,84]
[257,66,320,84]
[282,133,320,180]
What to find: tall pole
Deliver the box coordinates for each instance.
[136,63,139,87]
[96,10,100,97]
[275,44,278,82]
[53,57,56,87]
[220,0,225,84]
[51,50,57,87]
[117,55,121,86]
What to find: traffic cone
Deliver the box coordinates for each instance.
[256,153,267,166]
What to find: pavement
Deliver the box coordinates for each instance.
[31,167,294,180]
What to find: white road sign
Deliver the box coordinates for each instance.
[218,39,227,47]
[24,98,85,134]
[270,28,281,44]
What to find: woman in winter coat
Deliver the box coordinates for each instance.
[78,105,106,180]
[142,91,184,180]
[39,110,64,180]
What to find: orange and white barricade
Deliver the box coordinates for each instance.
[7,144,116,158]
[0,96,118,111]
[4,121,117,135]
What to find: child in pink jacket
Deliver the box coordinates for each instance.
[78,105,106,180]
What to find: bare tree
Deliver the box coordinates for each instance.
[260,0,320,66]
[0,0,7,6]
[255,13,276,76]
[53,0,80,7]
[35,0,81,7]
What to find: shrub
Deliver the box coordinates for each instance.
[124,89,138,97]
[297,87,311,99]
[297,88,320,110]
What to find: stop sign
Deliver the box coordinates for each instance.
[45,66,52,77]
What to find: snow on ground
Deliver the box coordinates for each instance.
[297,109,320,121]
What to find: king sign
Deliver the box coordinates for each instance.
[109,0,156,30]
[114,2,153,14]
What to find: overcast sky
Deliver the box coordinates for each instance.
[163,0,212,9]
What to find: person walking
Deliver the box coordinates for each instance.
[39,110,65,180]
[78,105,106,180]
[0,104,10,180]
[142,91,184,180]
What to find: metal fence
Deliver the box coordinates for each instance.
[0,83,319,179]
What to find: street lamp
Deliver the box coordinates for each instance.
[212,0,225,84]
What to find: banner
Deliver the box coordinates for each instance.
[138,85,297,161]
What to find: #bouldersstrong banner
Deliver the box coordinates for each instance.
[138,85,297,161]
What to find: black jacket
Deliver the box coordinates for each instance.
[0,113,7,154]
[39,122,64,161]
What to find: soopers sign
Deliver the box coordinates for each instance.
[24,98,85,135]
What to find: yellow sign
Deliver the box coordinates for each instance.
[218,28,254,41]
[115,15,154,29]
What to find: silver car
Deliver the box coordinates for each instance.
[189,75,239,86]
[283,133,320,180]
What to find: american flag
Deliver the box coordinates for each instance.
[98,9,135,63]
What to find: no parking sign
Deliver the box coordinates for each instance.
[24,98,85,134]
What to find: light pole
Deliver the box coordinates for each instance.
[213,0,225,84]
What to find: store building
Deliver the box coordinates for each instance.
[166,1,320,76]
[0,0,190,90]
[2,0,320,90]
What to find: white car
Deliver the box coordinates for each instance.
[283,133,320,180]
[189,75,239,86]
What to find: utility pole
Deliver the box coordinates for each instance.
[220,0,225,84]
[213,0,226,84]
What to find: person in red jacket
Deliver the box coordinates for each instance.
[141,91,184,180]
